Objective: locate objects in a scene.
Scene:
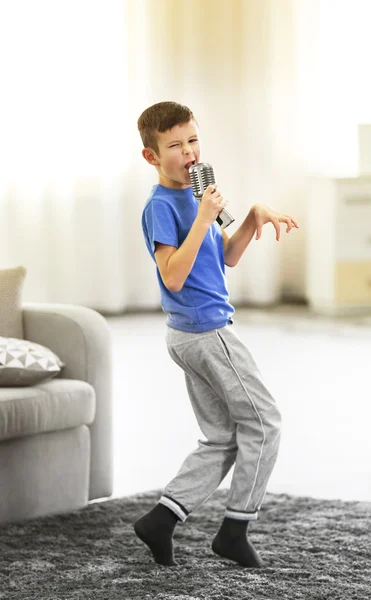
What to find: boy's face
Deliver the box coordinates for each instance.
[142,120,201,189]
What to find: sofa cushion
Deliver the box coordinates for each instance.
[0,378,96,442]
[0,266,27,338]
[0,337,65,387]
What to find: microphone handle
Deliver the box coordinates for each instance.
[216,208,235,230]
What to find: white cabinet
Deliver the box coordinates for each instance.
[306,176,371,315]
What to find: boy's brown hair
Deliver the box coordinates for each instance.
[137,101,198,155]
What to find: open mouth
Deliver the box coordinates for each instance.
[184,160,196,171]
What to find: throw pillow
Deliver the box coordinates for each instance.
[0,337,65,387]
[0,266,27,338]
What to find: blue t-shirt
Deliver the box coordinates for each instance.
[141,184,235,333]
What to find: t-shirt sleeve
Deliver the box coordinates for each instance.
[143,199,179,256]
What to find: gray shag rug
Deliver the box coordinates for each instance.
[0,489,370,600]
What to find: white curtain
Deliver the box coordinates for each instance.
[1,0,370,312]
[0,0,130,311]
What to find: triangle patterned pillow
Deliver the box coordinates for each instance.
[0,337,65,387]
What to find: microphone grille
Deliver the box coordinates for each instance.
[189,162,216,198]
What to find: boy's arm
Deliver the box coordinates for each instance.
[223,204,299,267]
[223,209,257,267]
[155,183,230,292]
[155,215,210,292]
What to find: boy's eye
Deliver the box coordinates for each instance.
[169,139,198,148]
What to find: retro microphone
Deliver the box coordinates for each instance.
[188,162,235,229]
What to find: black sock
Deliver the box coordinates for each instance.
[212,517,264,568]
[134,503,180,566]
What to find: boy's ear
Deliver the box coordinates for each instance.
[142,147,160,166]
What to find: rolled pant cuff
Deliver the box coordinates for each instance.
[225,508,259,521]
[159,495,189,522]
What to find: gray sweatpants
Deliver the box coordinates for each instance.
[159,322,281,523]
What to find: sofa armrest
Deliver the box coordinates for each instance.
[22,302,113,501]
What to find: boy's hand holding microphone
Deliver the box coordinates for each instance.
[189,162,235,229]
[197,184,230,227]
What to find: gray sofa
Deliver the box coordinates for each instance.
[0,302,113,525]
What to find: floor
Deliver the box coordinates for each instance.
[107,305,371,504]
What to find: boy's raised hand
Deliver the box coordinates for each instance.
[253,203,299,241]
[198,185,230,227]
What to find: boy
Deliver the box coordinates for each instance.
[134,101,299,568]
